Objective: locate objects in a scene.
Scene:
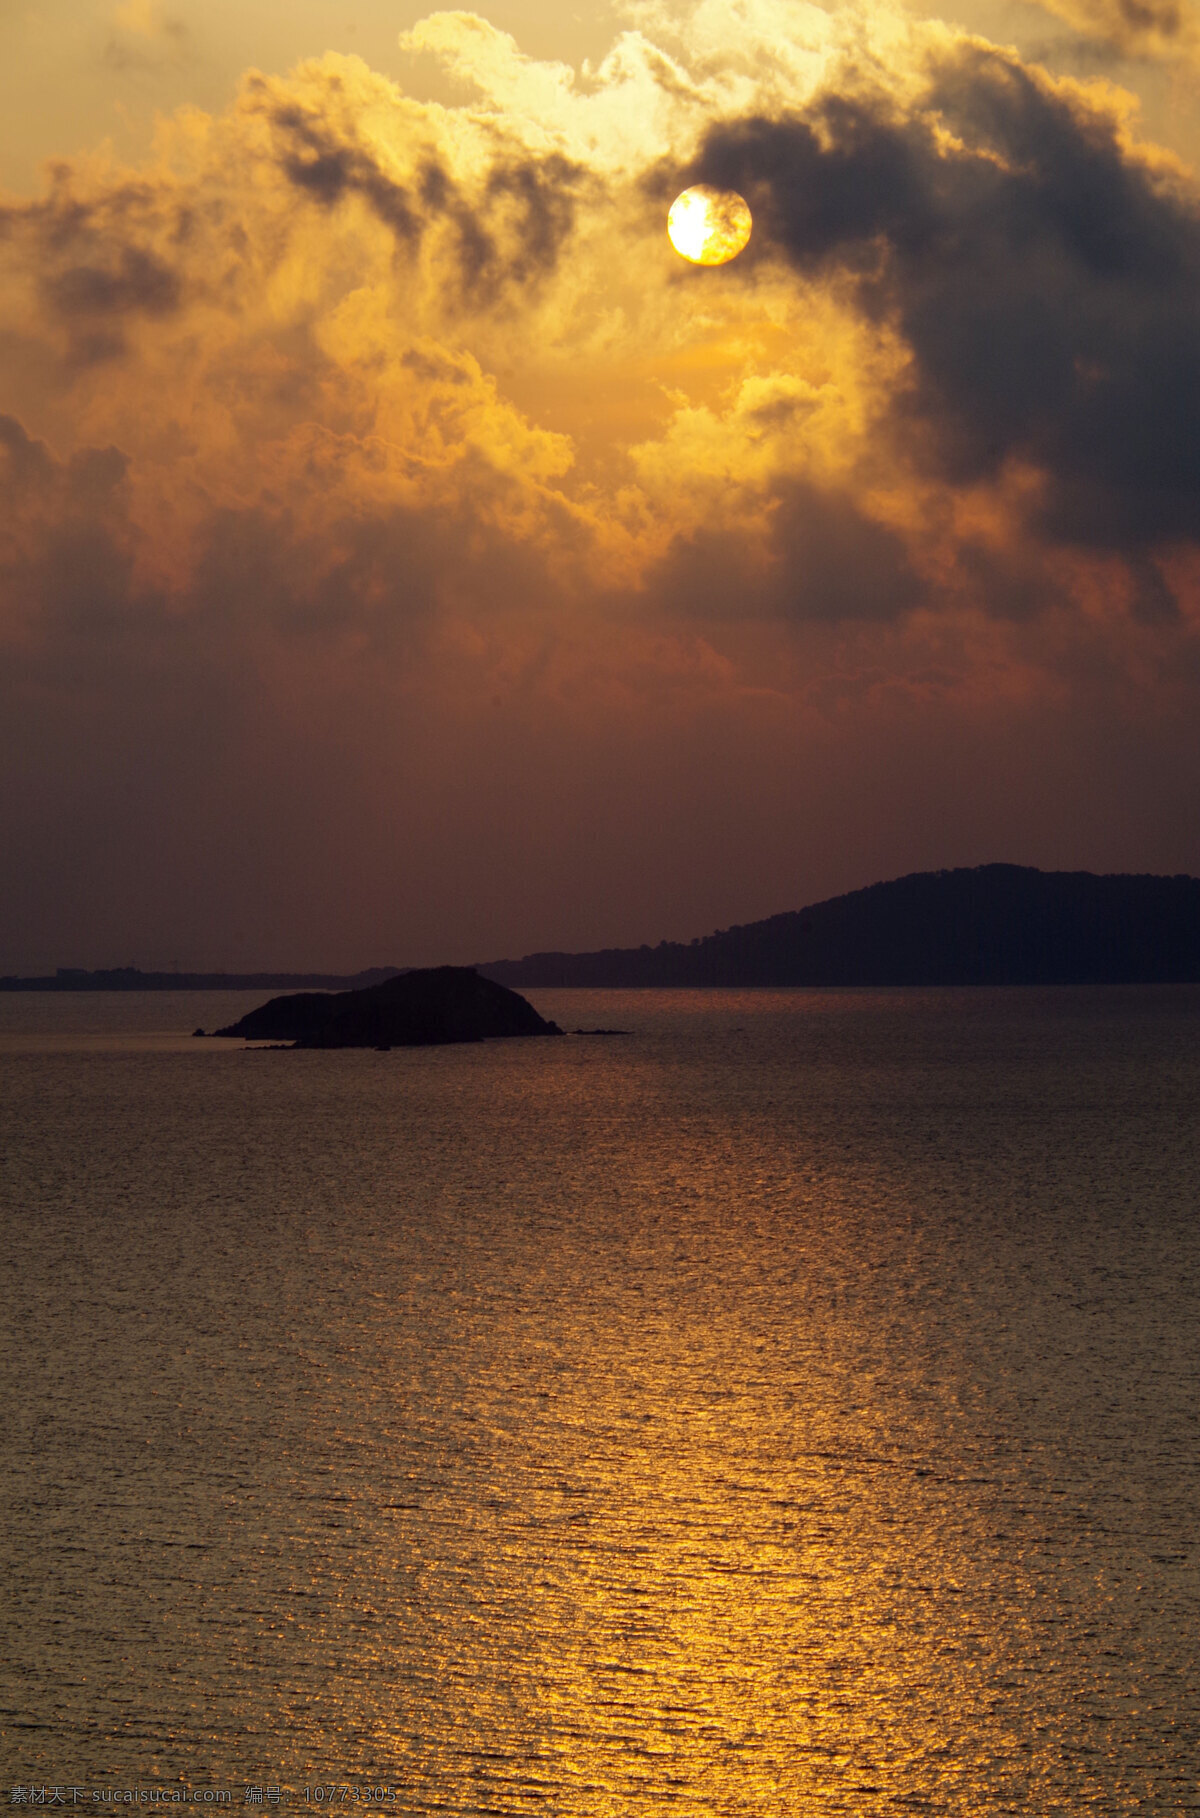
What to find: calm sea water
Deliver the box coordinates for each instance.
[1,986,1198,1813]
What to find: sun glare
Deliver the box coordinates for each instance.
[667,186,753,266]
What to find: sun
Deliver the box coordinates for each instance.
[667,186,753,265]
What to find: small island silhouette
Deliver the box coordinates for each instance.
[202,966,562,1049]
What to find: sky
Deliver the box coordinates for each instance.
[2,0,1199,971]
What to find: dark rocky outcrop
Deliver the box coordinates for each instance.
[210,965,561,1048]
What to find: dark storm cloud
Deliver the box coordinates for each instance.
[0,414,128,510]
[481,156,586,286]
[0,415,55,492]
[654,478,921,622]
[691,45,1200,554]
[65,445,129,501]
[184,500,465,646]
[262,83,587,301]
[769,481,922,618]
[1034,0,1191,61]
[264,90,424,242]
[1,177,187,363]
[0,416,144,647]
[0,405,562,671]
[43,245,181,319]
[1114,0,1184,36]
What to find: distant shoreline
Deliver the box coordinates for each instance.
[4,978,1200,993]
[0,967,402,993]
[9,864,1200,991]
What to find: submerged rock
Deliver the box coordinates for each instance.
[210,965,562,1049]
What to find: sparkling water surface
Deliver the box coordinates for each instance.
[2,986,1198,1812]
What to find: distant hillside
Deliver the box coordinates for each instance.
[0,965,401,993]
[478,866,1200,987]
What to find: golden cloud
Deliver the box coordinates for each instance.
[0,0,1197,730]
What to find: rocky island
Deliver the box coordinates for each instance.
[204,965,562,1048]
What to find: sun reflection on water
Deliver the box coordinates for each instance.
[2,988,1198,1806]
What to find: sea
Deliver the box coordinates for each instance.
[1,985,1198,1814]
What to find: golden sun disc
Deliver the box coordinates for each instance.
[667,185,752,266]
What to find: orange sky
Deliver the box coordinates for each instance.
[2,0,1200,969]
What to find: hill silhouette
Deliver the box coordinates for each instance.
[208,965,562,1047]
[477,865,1200,987]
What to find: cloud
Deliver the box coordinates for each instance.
[43,244,182,322]
[690,41,1200,564]
[1022,0,1198,63]
[257,75,591,306]
[104,0,192,73]
[3,10,1198,621]
[0,414,55,492]
[653,476,922,621]
[2,2,1200,965]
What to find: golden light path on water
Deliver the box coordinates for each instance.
[2,987,1198,1808]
